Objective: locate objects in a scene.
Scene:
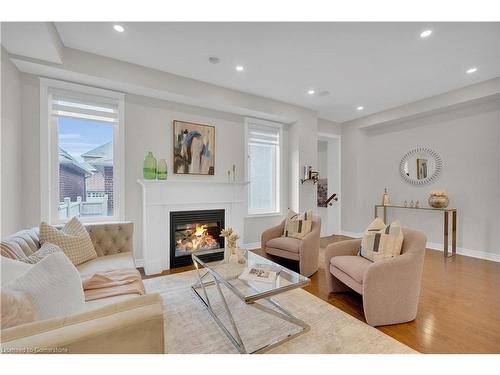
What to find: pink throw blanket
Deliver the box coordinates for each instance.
[82,268,145,301]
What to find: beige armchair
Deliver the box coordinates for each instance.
[323,228,426,326]
[261,215,321,277]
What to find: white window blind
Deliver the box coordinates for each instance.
[247,122,281,215]
[50,89,119,123]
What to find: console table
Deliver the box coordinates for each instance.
[374,204,457,258]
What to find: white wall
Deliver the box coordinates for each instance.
[125,94,279,258]
[341,98,500,259]
[1,48,23,235]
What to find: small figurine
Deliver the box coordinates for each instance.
[410,200,415,208]
[382,188,390,206]
[403,200,408,207]
[415,200,420,208]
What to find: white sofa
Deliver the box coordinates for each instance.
[0,222,165,354]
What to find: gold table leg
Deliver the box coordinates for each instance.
[444,211,449,258]
[452,210,457,256]
[383,206,387,224]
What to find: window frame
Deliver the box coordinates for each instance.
[245,117,284,217]
[40,78,125,224]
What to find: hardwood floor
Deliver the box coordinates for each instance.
[140,237,500,354]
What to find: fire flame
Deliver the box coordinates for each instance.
[194,224,207,237]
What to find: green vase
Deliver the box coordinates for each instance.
[143,151,157,179]
[157,158,168,180]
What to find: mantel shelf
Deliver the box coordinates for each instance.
[374,204,456,212]
[138,179,249,186]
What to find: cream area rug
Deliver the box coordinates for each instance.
[144,270,416,354]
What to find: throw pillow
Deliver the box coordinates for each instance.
[283,209,313,239]
[0,289,38,329]
[17,243,63,264]
[40,217,97,266]
[4,252,85,320]
[359,218,404,262]
[1,257,32,285]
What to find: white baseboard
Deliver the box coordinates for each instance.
[426,242,500,263]
[242,242,260,250]
[338,230,500,263]
[134,258,144,267]
[340,230,363,238]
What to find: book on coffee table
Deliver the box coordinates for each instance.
[238,264,280,283]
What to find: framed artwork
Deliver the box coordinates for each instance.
[416,158,428,180]
[173,120,215,175]
[317,178,328,207]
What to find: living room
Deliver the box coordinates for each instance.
[1,0,499,371]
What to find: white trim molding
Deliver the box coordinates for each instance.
[426,242,500,263]
[39,78,125,224]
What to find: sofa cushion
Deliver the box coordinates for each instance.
[331,255,372,284]
[1,257,32,284]
[266,236,301,253]
[40,218,98,266]
[17,243,63,264]
[1,289,38,329]
[77,252,136,277]
[1,228,41,259]
[3,252,85,320]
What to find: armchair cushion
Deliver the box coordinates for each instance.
[283,209,313,239]
[266,236,301,253]
[360,218,404,262]
[331,255,372,284]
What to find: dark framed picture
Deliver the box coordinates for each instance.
[173,120,215,175]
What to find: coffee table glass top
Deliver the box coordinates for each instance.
[192,248,310,303]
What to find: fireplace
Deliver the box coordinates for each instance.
[170,209,225,268]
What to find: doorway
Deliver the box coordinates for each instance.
[316,134,341,236]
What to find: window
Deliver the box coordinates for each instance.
[40,79,124,223]
[246,119,282,215]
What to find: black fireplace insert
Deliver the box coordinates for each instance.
[170,209,225,268]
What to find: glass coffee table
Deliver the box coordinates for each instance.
[191,248,311,354]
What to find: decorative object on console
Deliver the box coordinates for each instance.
[173,120,215,175]
[403,200,408,207]
[143,151,157,179]
[156,158,168,180]
[410,200,415,208]
[429,190,449,208]
[400,147,442,185]
[382,188,390,206]
[232,164,236,183]
[415,200,420,208]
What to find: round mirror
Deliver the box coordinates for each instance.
[399,148,442,185]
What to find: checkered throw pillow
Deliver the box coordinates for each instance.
[283,209,313,239]
[40,217,97,266]
[359,218,404,262]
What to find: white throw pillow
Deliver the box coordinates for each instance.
[4,252,85,320]
[40,217,97,266]
[1,257,32,285]
[17,243,63,264]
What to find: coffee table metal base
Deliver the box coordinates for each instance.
[191,269,310,354]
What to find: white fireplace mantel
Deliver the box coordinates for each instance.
[138,179,248,275]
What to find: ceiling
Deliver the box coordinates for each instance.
[9,22,500,122]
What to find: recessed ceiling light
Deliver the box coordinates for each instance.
[236,65,244,71]
[307,90,315,95]
[357,106,364,111]
[420,29,432,38]
[113,24,125,33]
[466,67,478,74]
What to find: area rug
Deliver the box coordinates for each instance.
[143,270,416,354]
